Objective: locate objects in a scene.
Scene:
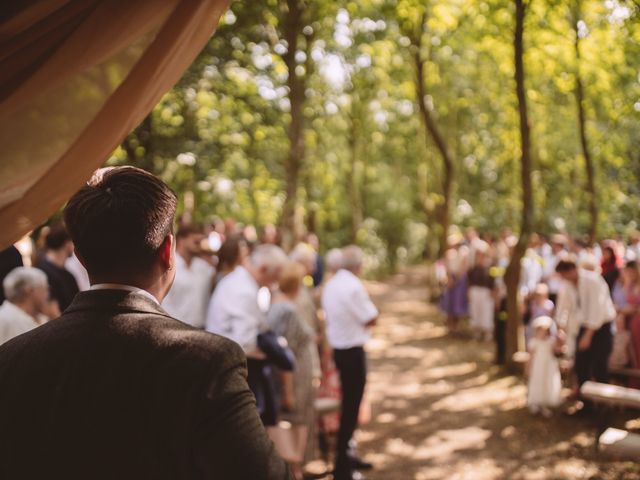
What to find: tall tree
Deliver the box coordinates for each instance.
[505,0,534,363]
[280,0,308,250]
[409,9,455,259]
[571,0,598,243]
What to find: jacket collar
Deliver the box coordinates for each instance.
[64,289,173,318]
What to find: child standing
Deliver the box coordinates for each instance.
[527,316,562,417]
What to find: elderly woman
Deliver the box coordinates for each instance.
[0,267,52,345]
[267,261,319,479]
[289,243,323,381]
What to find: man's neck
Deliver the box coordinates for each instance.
[90,276,167,304]
[46,250,67,268]
[242,262,262,287]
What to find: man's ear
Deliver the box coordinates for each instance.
[159,234,174,271]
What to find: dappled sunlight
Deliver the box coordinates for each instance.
[415,460,504,480]
[457,371,491,389]
[531,460,598,479]
[363,281,392,296]
[411,426,493,461]
[366,337,392,354]
[431,376,525,413]
[421,362,477,380]
[384,299,434,316]
[357,265,640,479]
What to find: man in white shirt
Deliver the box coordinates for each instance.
[0,267,49,345]
[162,225,214,329]
[322,245,378,480]
[556,257,615,388]
[206,244,288,425]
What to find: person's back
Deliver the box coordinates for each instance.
[0,290,285,479]
[36,224,79,312]
[0,166,289,480]
[322,269,371,350]
[207,265,262,350]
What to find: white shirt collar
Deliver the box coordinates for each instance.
[90,284,160,305]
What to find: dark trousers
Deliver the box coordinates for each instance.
[494,298,507,365]
[575,322,613,387]
[333,346,367,471]
[247,359,277,426]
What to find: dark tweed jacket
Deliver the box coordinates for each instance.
[0,289,290,480]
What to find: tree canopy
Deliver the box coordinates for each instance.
[109,0,640,271]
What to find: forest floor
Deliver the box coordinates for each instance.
[308,264,640,480]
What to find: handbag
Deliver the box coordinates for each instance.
[257,331,296,371]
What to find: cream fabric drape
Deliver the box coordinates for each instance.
[0,0,229,248]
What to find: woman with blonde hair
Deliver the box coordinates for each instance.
[267,261,319,479]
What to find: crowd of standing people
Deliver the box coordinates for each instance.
[438,228,640,416]
[0,198,378,480]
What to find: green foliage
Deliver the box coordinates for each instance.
[110,0,640,270]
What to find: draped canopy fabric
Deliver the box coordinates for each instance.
[0,0,229,249]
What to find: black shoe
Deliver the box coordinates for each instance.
[333,470,366,480]
[348,455,373,471]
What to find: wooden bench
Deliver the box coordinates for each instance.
[580,381,640,457]
[599,428,640,459]
[581,381,640,410]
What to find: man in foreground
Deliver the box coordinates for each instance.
[0,166,289,479]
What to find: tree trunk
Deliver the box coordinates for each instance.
[348,115,363,243]
[411,13,455,259]
[572,0,598,244]
[280,0,305,251]
[505,0,534,366]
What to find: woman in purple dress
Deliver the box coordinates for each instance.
[440,245,469,334]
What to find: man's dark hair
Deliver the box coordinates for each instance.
[217,234,245,270]
[63,166,177,277]
[45,223,71,250]
[555,257,577,273]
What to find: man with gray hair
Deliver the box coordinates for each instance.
[322,245,378,480]
[206,243,288,425]
[325,248,344,275]
[0,267,49,345]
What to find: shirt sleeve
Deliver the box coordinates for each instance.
[230,302,261,352]
[216,286,263,352]
[581,277,615,330]
[349,283,379,325]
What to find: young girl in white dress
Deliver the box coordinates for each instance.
[527,316,562,417]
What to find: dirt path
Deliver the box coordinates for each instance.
[348,265,640,480]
